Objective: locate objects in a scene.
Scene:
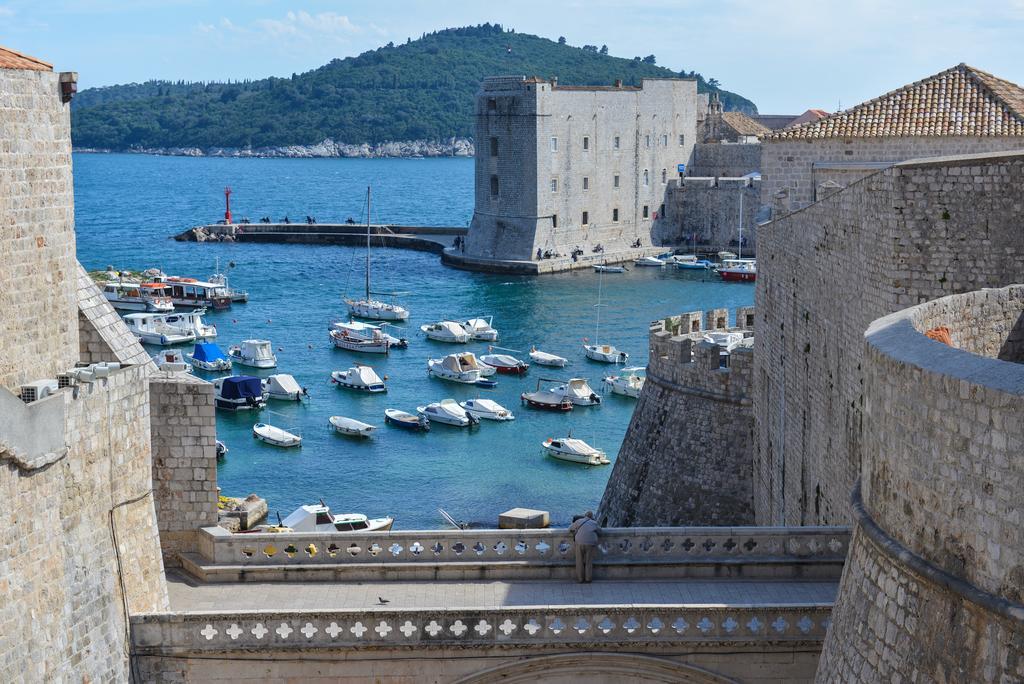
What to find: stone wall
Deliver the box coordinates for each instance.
[688,142,761,177]
[77,262,153,366]
[0,68,78,389]
[662,177,760,253]
[754,150,1024,527]
[599,308,756,526]
[150,373,219,565]
[817,286,1024,681]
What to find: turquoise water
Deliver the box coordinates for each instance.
[73,153,753,529]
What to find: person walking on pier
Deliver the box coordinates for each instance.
[569,511,600,583]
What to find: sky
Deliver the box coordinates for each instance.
[2,1,1024,113]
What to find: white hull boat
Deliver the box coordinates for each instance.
[332,319,408,349]
[462,317,499,341]
[421,320,470,343]
[263,373,306,401]
[163,309,217,340]
[151,349,192,374]
[330,324,390,354]
[553,378,602,406]
[346,298,410,321]
[427,353,498,387]
[187,342,232,371]
[480,352,529,375]
[277,503,393,533]
[603,367,646,398]
[102,282,174,313]
[123,313,196,346]
[634,256,665,267]
[213,376,267,411]
[584,343,629,364]
[593,264,625,273]
[331,365,386,393]
[529,347,568,367]
[329,416,376,437]
[253,422,302,448]
[228,339,277,368]
[384,408,430,431]
[460,398,515,421]
[543,437,610,465]
[417,399,478,426]
[521,381,574,412]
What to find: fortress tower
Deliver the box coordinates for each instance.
[460,76,699,271]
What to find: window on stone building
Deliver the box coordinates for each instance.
[490,137,499,156]
[583,136,590,150]
[642,205,649,219]
[552,214,558,228]
[613,174,620,188]
[612,208,619,222]
[488,98,497,111]
[582,211,589,226]
[583,177,589,191]
[490,175,499,196]
[659,203,665,216]
[551,178,558,193]
[551,137,558,152]
[661,169,667,184]
[614,136,620,149]
[679,134,685,146]
[643,170,649,186]
[661,134,668,146]
[645,134,651,148]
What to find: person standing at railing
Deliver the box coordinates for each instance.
[569,511,601,583]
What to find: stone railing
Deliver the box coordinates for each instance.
[132,603,833,653]
[193,525,848,570]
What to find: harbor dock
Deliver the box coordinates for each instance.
[175,223,467,254]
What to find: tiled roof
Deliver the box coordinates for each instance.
[0,45,52,71]
[768,64,1024,140]
[721,111,771,137]
[788,109,830,127]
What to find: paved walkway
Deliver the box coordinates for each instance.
[167,572,837,613]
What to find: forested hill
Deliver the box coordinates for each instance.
[71,24,757,151]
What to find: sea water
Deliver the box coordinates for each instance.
[74,153,753,529]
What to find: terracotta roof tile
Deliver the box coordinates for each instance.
[0,45,52,71]
[768,64,1024,140]
[721,111,771,137]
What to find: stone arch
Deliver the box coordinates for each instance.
[455,652,736,684]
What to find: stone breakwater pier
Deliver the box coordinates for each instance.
[175,223,468,254]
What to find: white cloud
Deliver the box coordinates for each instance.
[254,11,360,41]
[0,5,15,17]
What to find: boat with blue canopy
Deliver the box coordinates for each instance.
[213,376,267,411]
[187,342,232,371]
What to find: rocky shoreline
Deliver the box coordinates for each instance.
[74,137,475,159]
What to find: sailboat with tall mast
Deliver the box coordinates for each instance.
[344,186,410,321]
[582,269,629,363]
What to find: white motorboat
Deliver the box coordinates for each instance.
[187,342,232,371]
[718,251,738,261]
[344,187,410,321]
[331,319,408,349]
[427,353,497,387]
[123,313,196,346]
[208,261,249,303]
[480,350,529,375]
[417,399,479,427]
[329,416,376,438]
[384,408,430,432]
[154,276,232,310]
[263,373,306,401]
[163,309,217,340]
[552,378,602,406]
[521,380,574,412]
[543,437,610,465]
[462,316,499,341]
[102,281,174,312]
[228,340,277,368]
[584,342,629,364]
[593,264,626,273]
[421,320,470,343]
[253,422,302,448]
[151,349,192,374]
[634,256,665,267]
[279,503,393,532]
[717,258,757,282]
[603,367,646,398]
[529,347,568,367]
[213,376,267,411]
[460,398,515,421]
[331,365,386,393]
[330,322,391,354]
[675,255,716,270]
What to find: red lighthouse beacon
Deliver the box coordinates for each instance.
[223,186,233,225]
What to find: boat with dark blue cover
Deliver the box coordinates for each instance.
[213,376,267,411]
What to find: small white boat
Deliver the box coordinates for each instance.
[163,309,217,340]
[347,298,410,321]
[208,266,248,303]
[480,351,529,375]
[102,281,174,312]
[460,398,515,421]
[521,380,574,412]
[187,342,232,371]
[151,349,192,374]
[718,251,738,261]
[717,258,757,283]
[417,399,479,427]
[462,316,499,342]
[213,376,267,411]
[331,365,387,393]
[634,256,665,267]
[593,264,626,273]
[279,502,393,532]
[553,378,602,406]
[330,321,392,354]
[123,312,196,346]
[427,353,497,387]
[543,437,610,465]
[331,319,408,348]
[215,440,228,459]
[228,339,277,368]
[253,422,302,448]
[529,347,568,367]
[263,373,306,401]
[603,367,646,398]
[329,415,376,438]
[384,408,430,431]
[421,320,470,343]
[584,343,629,364]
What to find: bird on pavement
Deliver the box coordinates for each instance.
[378,597,390,605]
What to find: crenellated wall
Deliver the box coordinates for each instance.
[817,285,1024,682]
[599,308,756,526]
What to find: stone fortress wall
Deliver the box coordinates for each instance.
[466,76,699,265]
[661,176,760,254]
[689,142,761,178]
[599,307,756,527]
[817,285,1024,682]
[754,150,1024,528]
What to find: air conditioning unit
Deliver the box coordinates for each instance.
[20,379,59,403]
[57,373,78,390]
